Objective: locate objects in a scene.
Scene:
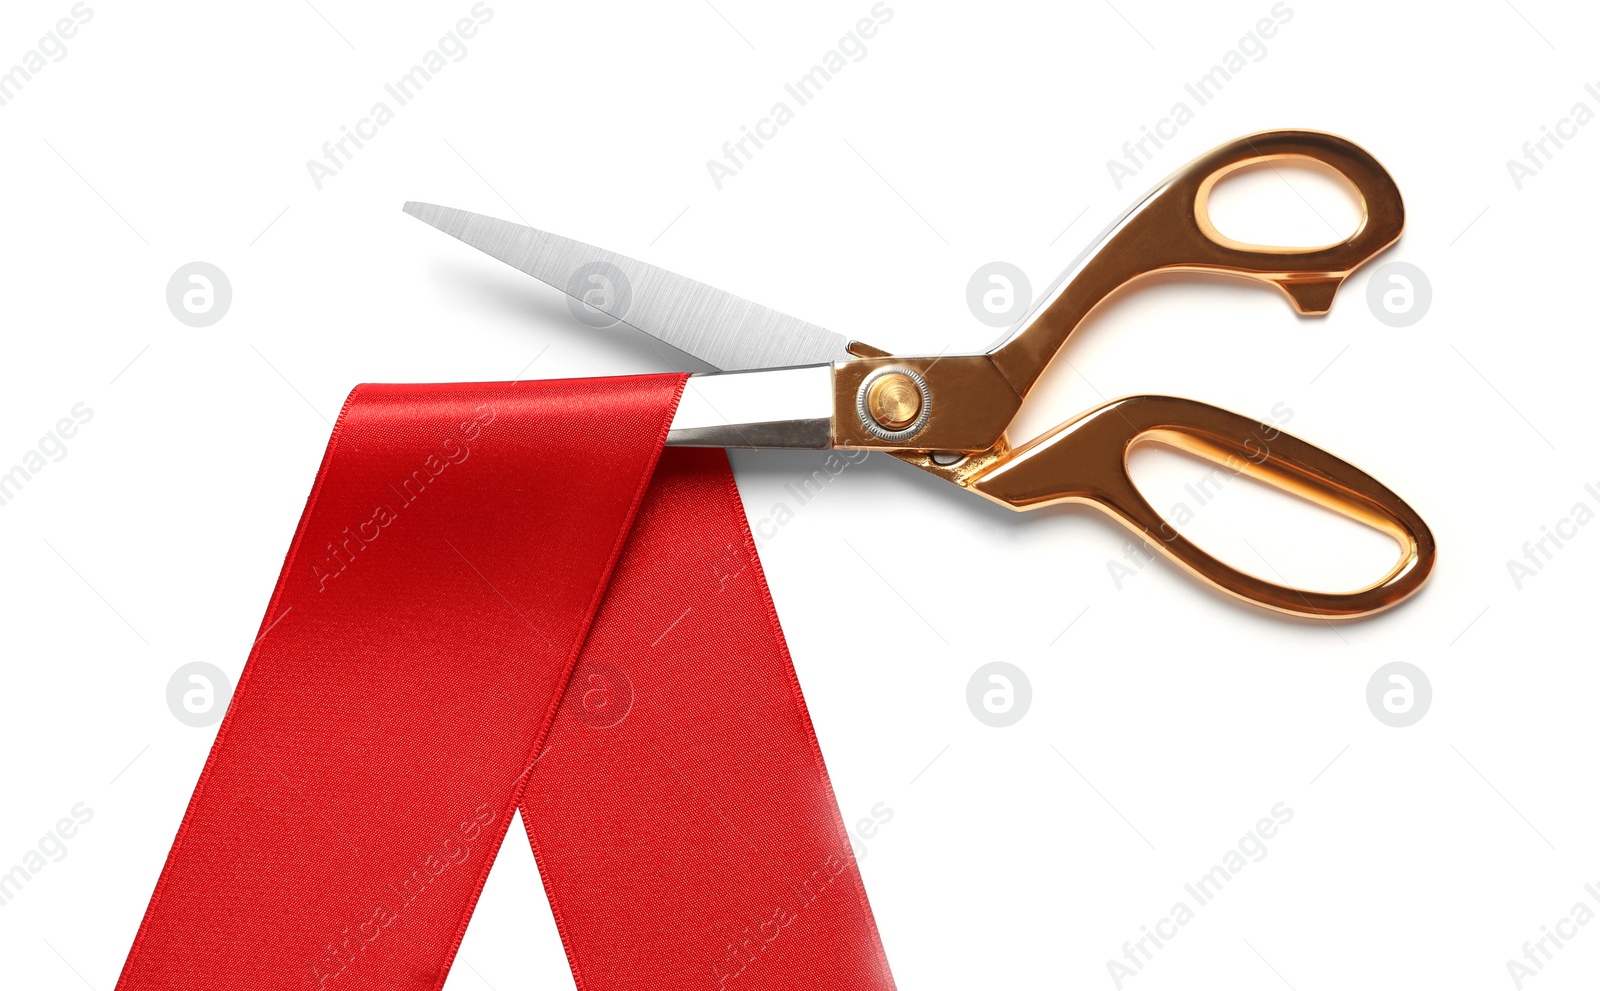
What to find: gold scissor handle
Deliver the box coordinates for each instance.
[965,396,1435,618]
[990,129,1406,397]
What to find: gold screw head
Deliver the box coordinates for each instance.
[866,372,923,431]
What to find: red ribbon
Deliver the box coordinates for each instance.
[116,375,896,991]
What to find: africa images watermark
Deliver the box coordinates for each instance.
[305,3,495,190]
[705,2,895,191]
[1503,883,1600,988]
[710,851,852,987]
[1105,402,1294,589]
[1106,802,1295,988]
[709,448,871,590]
[0,3,94,110]
[310,803,495,988]
[1104,2,1294,191]
[0,402,94,510]
[710,802,892,988]
[1503,481,1599,591]
[309,403,495,591]
[0,803,94,909]
[1505,82,1600,191]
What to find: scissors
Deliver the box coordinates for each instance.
[405,129,1435,619]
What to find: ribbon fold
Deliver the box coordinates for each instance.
[117,375,895,991]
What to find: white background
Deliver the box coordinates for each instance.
[2,1,1597,988]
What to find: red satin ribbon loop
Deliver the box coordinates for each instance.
[117,375,895,991]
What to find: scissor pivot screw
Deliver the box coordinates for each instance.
[856,366,932,441]
[868,373,922,429]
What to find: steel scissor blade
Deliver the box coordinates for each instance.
[403,203,853,371]
[666,365,834,448]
